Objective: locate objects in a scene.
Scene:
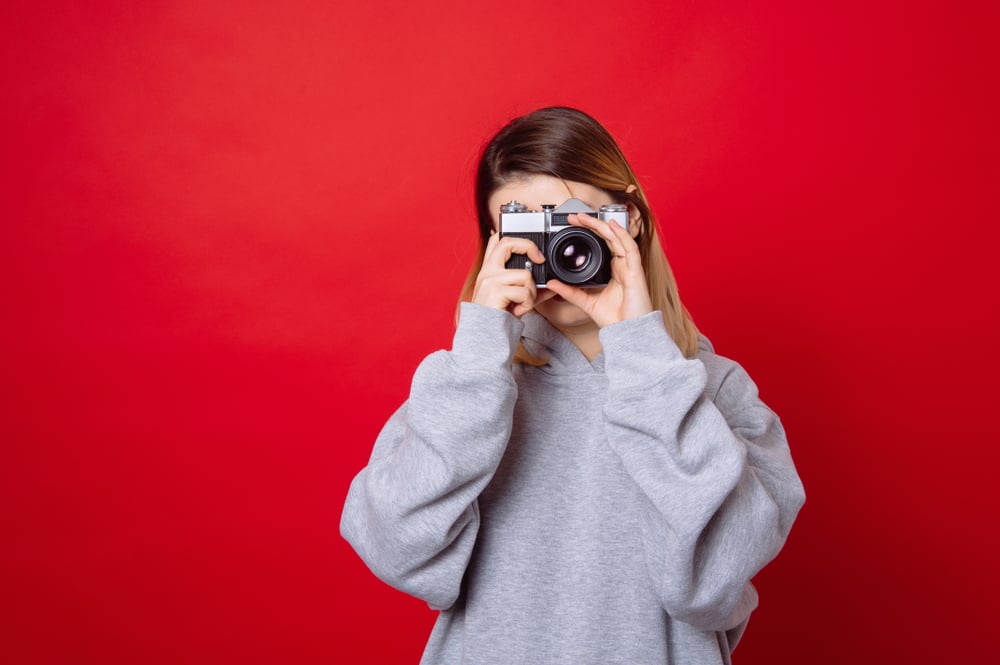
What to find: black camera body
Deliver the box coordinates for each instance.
[500,198,628,287]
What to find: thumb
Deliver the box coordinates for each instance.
[545,280,591,311]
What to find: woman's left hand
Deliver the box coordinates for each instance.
[544,213,654,328]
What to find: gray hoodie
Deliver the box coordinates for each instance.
[341,303,805,664]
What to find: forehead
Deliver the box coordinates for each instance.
[488,175,614,215]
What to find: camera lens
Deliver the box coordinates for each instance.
[547,228,606,285]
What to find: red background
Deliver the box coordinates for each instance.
[3,1,998,663]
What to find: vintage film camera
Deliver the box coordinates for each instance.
[500,198,628,287]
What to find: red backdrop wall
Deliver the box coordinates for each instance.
[4,1,998,663]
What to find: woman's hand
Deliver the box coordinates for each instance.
[471,232,547,318]
[544,213,653,328]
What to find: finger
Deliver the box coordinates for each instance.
[479,268,538,292]
[476,283,534,312]
[570,213,629,260]
[545,280,593,313]
[510,301,536,318]
[533,288,559,307]
[481,230,502,267]
[486,235,546,269]
[498,284,535,311]
[484,229,501,252]
[573,213,642,273]
[473,260,539,311]
[606,218,642,271]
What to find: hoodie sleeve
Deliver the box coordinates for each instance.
[340,303,524,610]
[598,312,806,632]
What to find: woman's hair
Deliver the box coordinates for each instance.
[460,106,700,361]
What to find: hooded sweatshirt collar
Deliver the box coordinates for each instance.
[520,312,606,374]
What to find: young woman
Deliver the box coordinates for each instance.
[341,107,805,664]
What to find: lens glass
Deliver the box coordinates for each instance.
[548,229,605,284]
[558,242,591,272]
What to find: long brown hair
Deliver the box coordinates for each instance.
[461,107,700,360]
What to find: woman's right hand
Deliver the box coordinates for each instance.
[471,232,546,318]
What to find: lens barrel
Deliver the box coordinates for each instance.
[546,228,606,285]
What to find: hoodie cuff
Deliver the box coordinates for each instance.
[451,302,525,371]
[599,311,697,391]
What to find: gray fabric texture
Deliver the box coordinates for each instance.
[341,303,805,664]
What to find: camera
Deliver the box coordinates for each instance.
[500,198,628,287]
